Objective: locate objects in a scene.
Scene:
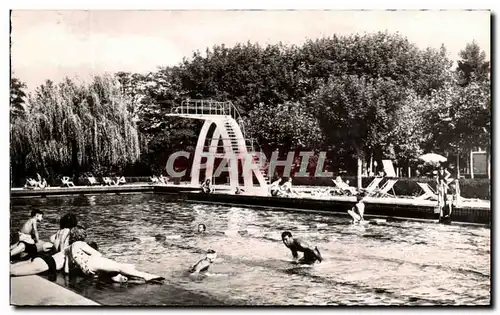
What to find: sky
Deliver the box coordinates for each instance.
[10,10,491,91]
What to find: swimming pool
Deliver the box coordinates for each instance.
[10,193,491,306]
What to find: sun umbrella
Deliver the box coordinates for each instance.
[418,153,447,163]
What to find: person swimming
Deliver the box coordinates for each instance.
[281,231,322,265]
[189,249,217,274]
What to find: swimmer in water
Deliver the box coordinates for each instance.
[189,249,217,274]
[281,231,323,265]
[198,224,206,234]
[197,224,226,236]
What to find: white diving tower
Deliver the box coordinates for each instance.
[165,99,269,194]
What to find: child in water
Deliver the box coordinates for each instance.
[348,195,365,224]
[11,210,44,258]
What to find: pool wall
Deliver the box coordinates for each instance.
[10,275,99,306]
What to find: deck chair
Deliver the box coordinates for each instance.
[331,178,358,195]
[150,176,159,184]
[370,179,398,197]
[416,182,438,201]
[114,176,126,185]
[158,175,168,185]
[103,177,113,186]
[24,178,39,189]
[61,176,75,187]
[361,177,383,194]
[382,160,397,177]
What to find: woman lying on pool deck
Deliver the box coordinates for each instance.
[10,226,164,284]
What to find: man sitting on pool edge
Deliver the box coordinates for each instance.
[281,231,323,265]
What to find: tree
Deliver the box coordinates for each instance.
[10,77,27,119]
[244,102,324,152]
[297,32,453,97]
[385,90,428,169]
[177,42,305,113]
[10,75,141,184]
[116,67,202,175]
[307,75,414,187]
[425,79,490,155]
[456,41,490,86]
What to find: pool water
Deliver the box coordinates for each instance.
[10,193,491,306]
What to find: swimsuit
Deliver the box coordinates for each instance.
[300,248,321,264]
[19,232,34,244]
[20,241,38,258]
[69,242,93,275]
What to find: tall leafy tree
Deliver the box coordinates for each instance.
[10,75,141,184]
[307,75,414,187]
[244,101,324,152]
[10,77,27,119]
[456,41,490,86]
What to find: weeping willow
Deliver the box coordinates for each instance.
[10,75,141,179]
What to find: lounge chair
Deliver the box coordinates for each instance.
[150,176,159,184]
[61,176,75,187]
[24,178,38,189]
[114,176,126,185]
[416,182,438,201]
[370,179,398,197]
[103,177,113,186]
[331,178,358,196]
[382,160,397,177]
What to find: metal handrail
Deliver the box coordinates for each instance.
[171,99,247,137]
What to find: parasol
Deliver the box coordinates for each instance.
[418,153,447,163]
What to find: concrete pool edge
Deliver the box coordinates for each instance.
[10,184,491,225]
[10,275,100,306]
